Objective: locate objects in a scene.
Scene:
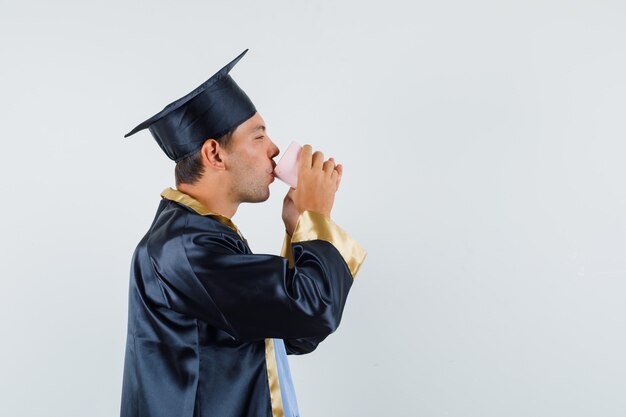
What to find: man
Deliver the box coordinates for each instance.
[121,49,366,417]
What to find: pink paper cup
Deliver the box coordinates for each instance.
[274,141,302,188]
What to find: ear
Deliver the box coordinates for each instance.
[200,139,226,171]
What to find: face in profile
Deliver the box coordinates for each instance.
[225,112,280,203]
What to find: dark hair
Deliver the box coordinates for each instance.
[175,129,236,186]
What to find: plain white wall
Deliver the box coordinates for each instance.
[1,0,625,416]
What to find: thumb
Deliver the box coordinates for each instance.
[284,187,295,201]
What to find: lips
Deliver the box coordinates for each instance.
[268,164,277,182]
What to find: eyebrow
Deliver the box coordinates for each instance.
[253,125,266,132]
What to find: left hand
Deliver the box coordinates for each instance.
[282,188,299,236]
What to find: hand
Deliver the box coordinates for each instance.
[282,188,299,236]
[291,145,343,217]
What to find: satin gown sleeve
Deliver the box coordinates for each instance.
[149,209,367,343]
[280,230,331,355]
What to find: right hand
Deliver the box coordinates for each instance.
[291,145,343,217]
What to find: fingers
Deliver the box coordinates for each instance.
[334,164,343,190]
[299,144,325,171]
[298,145,313,170]
[325,157,342,190]
[300,146,341,186]
[322,158,336,176]
[312,150,324,169]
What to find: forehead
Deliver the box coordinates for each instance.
[238,112,265,133]
[228,112,265,148]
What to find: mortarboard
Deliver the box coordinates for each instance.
[124,49,257,162]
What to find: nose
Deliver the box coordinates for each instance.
[269,140,280,159]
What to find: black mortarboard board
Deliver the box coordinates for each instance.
[124,49,257,162]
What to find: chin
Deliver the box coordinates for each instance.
[260,187,271,202]
[245,188,271,203]
[261,189,271,201]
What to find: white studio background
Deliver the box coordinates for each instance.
[1,1,625,416]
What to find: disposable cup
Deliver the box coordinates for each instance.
[274,141,302,188]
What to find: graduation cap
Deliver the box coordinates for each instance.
[124,49,257,162]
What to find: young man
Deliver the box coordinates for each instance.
[120,50,366,417]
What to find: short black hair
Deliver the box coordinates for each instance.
[174,129,236,186]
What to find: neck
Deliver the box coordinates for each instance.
[177,179,239,219]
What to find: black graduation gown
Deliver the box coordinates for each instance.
[120,188,366,417]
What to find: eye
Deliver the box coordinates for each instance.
[256,135,265,140]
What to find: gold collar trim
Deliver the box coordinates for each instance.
[160,187,244,239]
